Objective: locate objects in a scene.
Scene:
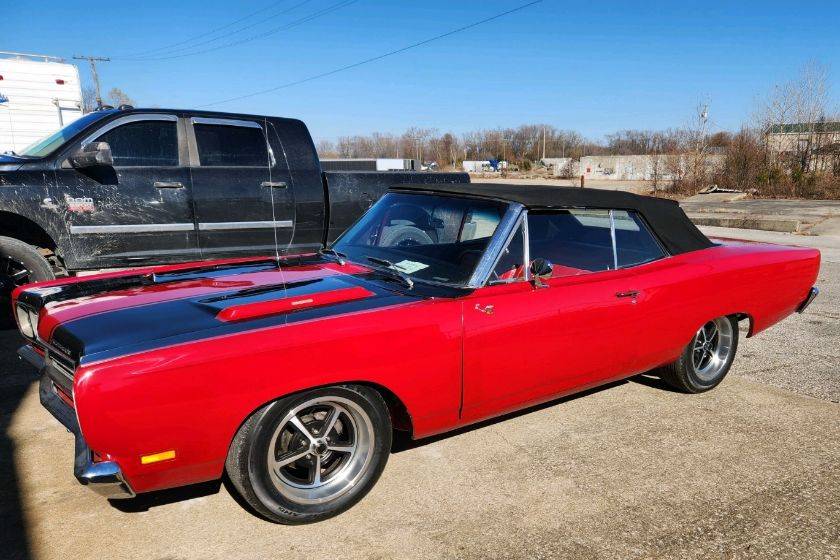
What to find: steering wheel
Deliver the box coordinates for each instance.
[379,225,434,247]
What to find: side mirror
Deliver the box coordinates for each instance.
[69,142,113,169]
[529,258,553,288]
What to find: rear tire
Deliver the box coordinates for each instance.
[0,236,55,327]
[658,316,739,393]
[226,385,392,524]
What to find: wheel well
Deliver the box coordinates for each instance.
[731,312,755,337]
[355,382,414,437]
[0,211,57,251]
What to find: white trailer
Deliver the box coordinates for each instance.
[0,51,83,154]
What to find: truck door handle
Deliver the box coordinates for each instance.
[154,181,184,189]
[261,181,288,188]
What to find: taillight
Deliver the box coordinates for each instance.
[55,78,65,85]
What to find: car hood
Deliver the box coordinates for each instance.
[19,257,423,364]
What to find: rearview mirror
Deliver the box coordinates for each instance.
[529,258,553,288]
[69,142,113,169]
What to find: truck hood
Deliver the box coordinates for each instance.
[0,153,25,171]
[18,257,423,364]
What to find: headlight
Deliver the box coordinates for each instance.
[15,304,38,339]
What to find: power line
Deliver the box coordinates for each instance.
[200,0,542,108]
[121,0,355,61]
[120,0,294,58]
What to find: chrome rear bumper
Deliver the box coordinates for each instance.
[20,345,135,499]
[796,287,819,313]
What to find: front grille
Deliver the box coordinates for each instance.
[45,348,75,396]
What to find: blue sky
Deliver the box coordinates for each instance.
[4,0,839,143]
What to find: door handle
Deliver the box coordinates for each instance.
[261,181,288,188]
[475,303,495,315]
[615,290,640,303]
[154,181,184,189]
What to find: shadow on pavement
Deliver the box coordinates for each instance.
[0,326,35,560]
[393,379,630,453]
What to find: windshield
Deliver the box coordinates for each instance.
[333,192,509,286]
[15,112,111,158]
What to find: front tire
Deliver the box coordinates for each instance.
[658,316,739,393]
[226,385,392,524]
[0,236,55,327]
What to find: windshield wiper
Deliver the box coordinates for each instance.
[318,248,347,265]
[365,257,414,289]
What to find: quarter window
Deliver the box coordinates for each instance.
[96,120,178,167]
[194,123,268,167]
[613,211,666,267]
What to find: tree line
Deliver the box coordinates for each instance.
[317,63,839,199]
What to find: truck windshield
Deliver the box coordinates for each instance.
[16,112,110,158]
[332,192,509,287]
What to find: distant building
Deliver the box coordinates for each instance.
[765,122,840,172]
[320,158,419,171]
[578,154,724,181]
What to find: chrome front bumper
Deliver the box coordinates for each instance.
[19,345,135,499]
[796,287,819,313]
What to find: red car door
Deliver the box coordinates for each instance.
[460,209,642,425]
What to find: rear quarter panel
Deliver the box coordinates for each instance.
[73,297,462,493]
[630,239,820,372]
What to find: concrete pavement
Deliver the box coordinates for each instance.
[0,232,837,560]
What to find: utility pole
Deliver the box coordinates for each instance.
[73,55,110,109]
[542,126,546,161]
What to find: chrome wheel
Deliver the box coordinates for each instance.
[266,396,374,505]
[690,317,734,382]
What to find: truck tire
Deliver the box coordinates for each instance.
[226,385,392,524]
[0,236,55,326]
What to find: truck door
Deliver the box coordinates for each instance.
[56,113,199,268]
[188,117,295,259]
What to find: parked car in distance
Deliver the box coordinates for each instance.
[14,183,820,523]
[0,106,467,316]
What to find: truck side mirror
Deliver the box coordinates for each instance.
[529,258,553,288]
[69,142,113,169]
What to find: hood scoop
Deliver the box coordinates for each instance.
[216,286,375,322]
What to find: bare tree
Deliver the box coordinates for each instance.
[106,87,135,107]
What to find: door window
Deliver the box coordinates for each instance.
[489,222,526,283]
[613,211,666,267]
[96,120,179,167]
[194,123,268,167]
[527,210,614,277]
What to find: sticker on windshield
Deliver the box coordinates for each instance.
[394,260,428,274]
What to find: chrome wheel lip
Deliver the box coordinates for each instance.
[266,396,375,505]
[691,317,734,382]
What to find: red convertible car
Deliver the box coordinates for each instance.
[13,183,819,523]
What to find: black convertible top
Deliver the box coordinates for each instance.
[390,182,713,255]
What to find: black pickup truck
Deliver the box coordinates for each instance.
[0,107,467,309]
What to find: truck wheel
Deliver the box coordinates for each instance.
[226,385,392,524]
[658,316,739,393]
[0,236,55,326]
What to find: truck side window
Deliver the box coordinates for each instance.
[194,124,268,167]
[96,120,178,167]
